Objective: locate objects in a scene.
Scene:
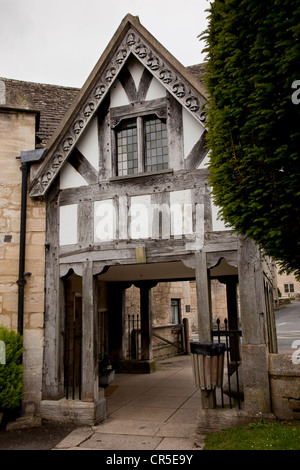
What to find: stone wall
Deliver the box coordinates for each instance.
[196,353,300,436]
[126,282,193,327]
[269,354,300,420]
[0,105,46,415]
[126,279,228,337]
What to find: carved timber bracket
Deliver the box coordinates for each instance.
[29,27,207,198]
[60,264,83,278]
[207,253,239,270]
[60,261,107,278]
[181,258,196,270]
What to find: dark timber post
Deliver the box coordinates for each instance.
[238,237,271,413]
[109,282,130,361]
[140,283,152,361]
[195,251,216,408]
[81,260,98,402]
[136,281,157,361]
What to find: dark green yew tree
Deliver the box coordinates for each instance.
[201,0,300,275]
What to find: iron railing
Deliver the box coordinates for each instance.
[212,318,243,409]
[127,314,141,360]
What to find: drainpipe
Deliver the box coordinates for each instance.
[17,161,29,335]
[16,148,46,336]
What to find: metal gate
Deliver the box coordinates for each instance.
[126,315,186,359]
[212,318,243,409]
[127,314,141,359]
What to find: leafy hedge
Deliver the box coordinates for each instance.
[201,0,300,275]
[0,326,24,411]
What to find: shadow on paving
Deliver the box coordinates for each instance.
[54,355,205,450]
[0,421,78,450]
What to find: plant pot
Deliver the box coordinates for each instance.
[99,370,115,385]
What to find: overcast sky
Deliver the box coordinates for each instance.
[0,0,210,88]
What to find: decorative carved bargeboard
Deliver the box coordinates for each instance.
[30,28,207,197]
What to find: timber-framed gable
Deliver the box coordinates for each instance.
[29,15,208,198]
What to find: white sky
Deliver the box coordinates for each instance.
[0,0,210,88]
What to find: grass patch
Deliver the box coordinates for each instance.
[204,419,300,450]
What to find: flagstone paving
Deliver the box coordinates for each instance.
[54,356,205,450]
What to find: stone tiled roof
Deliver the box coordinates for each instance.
[186,63,207,85]
[0,77,80,146]
[0,63,206,147]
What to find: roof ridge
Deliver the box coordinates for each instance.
[0,61,207,91]
[0,77,80,91]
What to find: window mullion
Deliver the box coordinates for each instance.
[137,117,144,173]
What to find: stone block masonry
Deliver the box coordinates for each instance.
[0,105,46,415]
[126,279,228,337]
[269,353,300,420]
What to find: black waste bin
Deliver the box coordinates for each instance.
[190,342,225,390]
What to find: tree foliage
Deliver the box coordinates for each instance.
[201,0,300,275]
[0,326,23,410]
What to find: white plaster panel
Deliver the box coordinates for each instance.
[211,196,231,231]
[145,76,166,101]
[127,59,144,88]
[129,195,152,239]
[198,154,210,170]
[110,79,130,108]
[59,204,78,245]
[76,116,99,170]
[94,200,116,242]
[0,80,6,105]
[169,190,193,236]
[182,107,204,158]
[60,161,88,189]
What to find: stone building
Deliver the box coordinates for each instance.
[276,267,300,300]
[0,15,278,424]
[0,78,79,414]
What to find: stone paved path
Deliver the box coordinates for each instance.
[54,356,205,450]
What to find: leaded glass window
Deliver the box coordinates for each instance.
[145,118,168,172]
[115,114,168,176]
[117,121,138,176]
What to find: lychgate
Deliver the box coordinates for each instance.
[25,15,277,424]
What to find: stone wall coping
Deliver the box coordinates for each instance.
[269,353,300,377]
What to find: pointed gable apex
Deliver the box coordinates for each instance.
[29,14,208,197]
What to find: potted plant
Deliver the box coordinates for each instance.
[99,353,115,385]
